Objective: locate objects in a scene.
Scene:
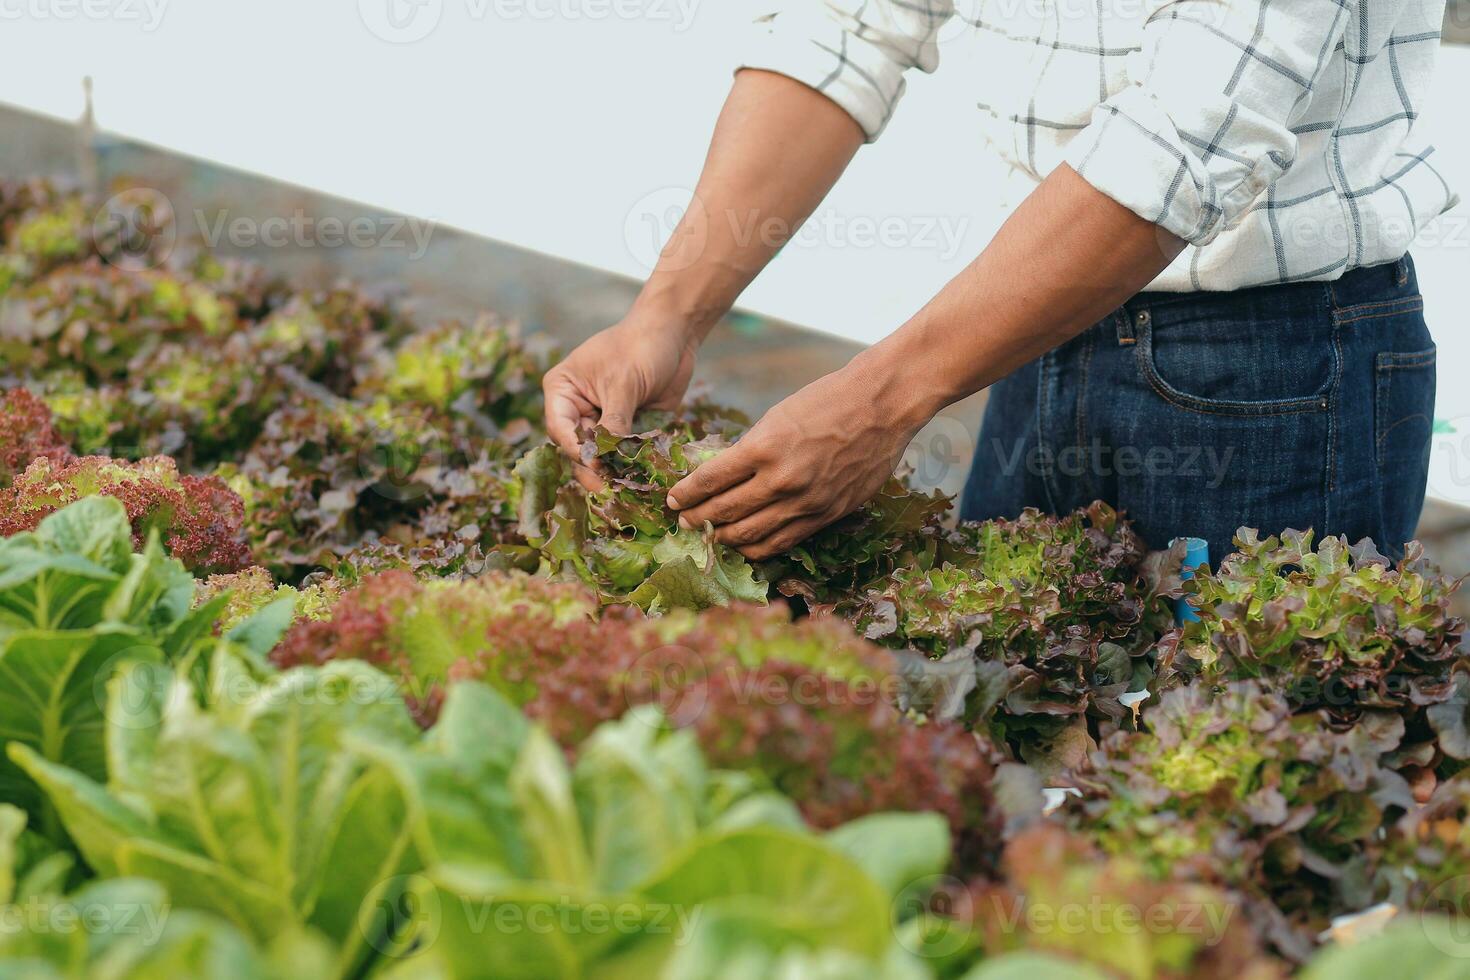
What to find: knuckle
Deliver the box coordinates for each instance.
[776,525,814,551]
[794,490,823,512]
[715,499,751,524]
[743,438,776,464]
[729,523,761,546]
[770,470,806,495]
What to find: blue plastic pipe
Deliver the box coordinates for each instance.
[1170,537,1209,624]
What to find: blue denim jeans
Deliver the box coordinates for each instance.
[960,256,1436,563]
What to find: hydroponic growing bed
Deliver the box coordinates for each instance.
[0,174,1466,980]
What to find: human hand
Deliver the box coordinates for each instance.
[542,315,699,488]
[665,354,935,560]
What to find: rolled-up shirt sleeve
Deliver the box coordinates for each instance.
[1065,0,1352,246]
[739,0,954,142]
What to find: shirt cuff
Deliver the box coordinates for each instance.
[737,15,906,143]
[1065,86,1287,247]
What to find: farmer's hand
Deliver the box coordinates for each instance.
[542,316,699,488]
[666,353,934,560]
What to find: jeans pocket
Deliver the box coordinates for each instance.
[1374,346,1436,542]
[1133,307,1336,417]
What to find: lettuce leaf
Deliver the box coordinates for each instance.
[11,655,422,977]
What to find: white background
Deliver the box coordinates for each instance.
[3,0,1468,498]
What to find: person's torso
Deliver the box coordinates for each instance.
[953,0,1457,290]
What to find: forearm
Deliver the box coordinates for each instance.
[856,164,1186,427]
[632,69,865,340]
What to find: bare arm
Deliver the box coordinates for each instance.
[667,164,1185,558]
[634,69,864,346]
[543,66,1184,560]
[540,69,863,482]
[866,163,1184,417]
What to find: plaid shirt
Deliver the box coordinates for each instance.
[741,0,1459,291]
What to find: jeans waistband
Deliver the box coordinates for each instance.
[1124,255,1417,320]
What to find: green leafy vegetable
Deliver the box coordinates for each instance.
[271,571,1007,862]
[1156,530,1467,774]
[1070,680,1413,960]
[516,407,768,610]
[955,824,1279,980]
[0,804,341,980]
[0,497,223,838]
[848,504,1183,765]
[11,655,423,976]
[361,682,950,978]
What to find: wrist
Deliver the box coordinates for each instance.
[867,308,979,417]
[628,278,726,349]
[845,340,948,438]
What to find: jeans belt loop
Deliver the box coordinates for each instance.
[1395,257,1410,287]
[1115,308,1140,346]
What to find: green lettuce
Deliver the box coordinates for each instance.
[514,407,768,611]
[1156,530,1467,775]
[1070,681,1413,961]
[849,504,1183,769]
[0,498,208,835]
[359,683,951,978]
[761,477,949,607]
[954,824,1278,980]
[0,802,335,980]
[352,315,548,431]
[9,654,424,977]
[271,571,1009,860]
